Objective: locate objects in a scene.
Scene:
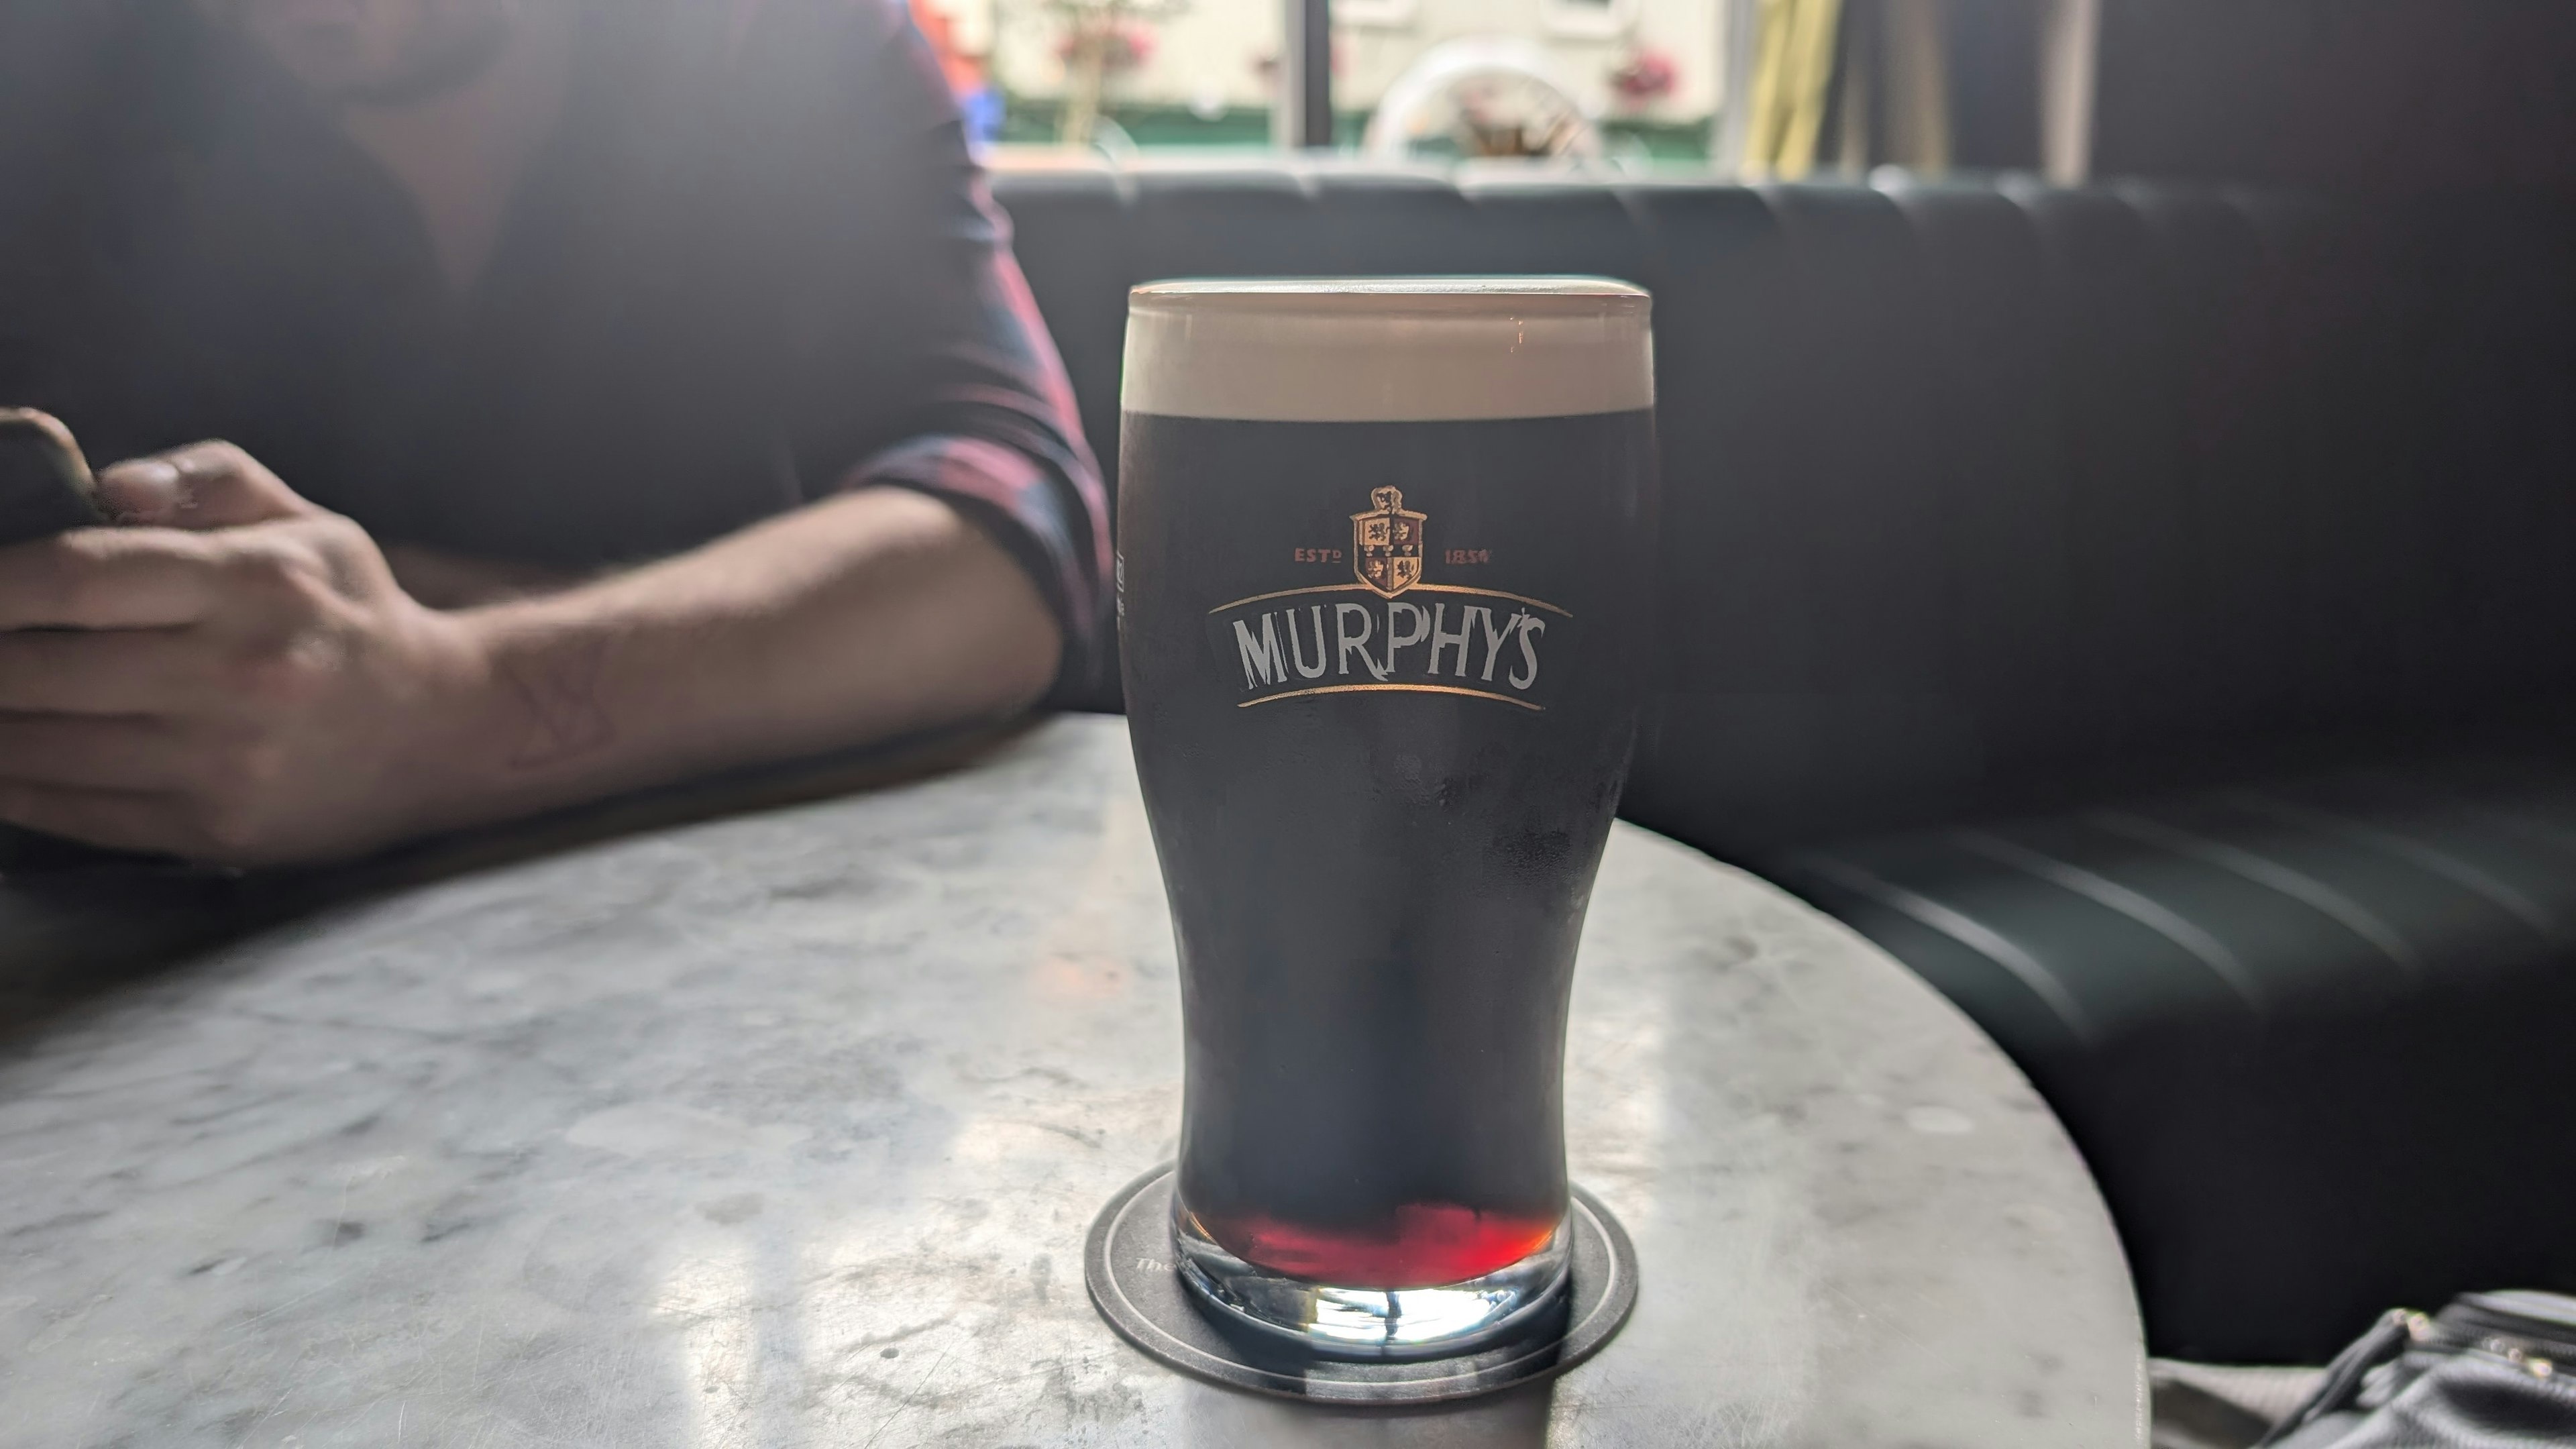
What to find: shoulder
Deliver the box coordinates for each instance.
[719,0,916,51]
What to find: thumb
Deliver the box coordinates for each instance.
[96,441,320,531]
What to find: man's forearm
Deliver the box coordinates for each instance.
[414,487,1062,829]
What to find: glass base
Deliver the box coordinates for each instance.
[1172,1201,1572,1360]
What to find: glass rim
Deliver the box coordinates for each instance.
[1128,275,1650,318]
[1121,275,1655,422]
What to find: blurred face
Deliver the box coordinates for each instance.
[212,0,519,103]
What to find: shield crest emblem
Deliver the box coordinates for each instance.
[1352,486,1427,598]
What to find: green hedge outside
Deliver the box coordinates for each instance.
[996,98,1715,162]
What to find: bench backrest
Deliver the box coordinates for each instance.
[996,167,2576,856]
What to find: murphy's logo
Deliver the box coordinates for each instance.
[1353,486,1426,597]
[1207,488,1572,712]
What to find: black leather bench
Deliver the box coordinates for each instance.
[992,163,2576,1362]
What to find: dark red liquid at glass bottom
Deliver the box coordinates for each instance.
[1194,1203,1562,1289]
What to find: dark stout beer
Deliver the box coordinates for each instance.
[1118,279,1656,1353]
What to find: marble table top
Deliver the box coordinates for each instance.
[0,714,2144,1447]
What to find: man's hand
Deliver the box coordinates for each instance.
[0,441,1060,869]
[0,442,486,865]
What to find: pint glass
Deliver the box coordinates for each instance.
[1118,279,1656,1357]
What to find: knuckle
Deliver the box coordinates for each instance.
[287,517,374,591]
[180,768,272,849]
[187,797,268,860]
[223,541,319,604]
[178,731,286,861]
[304,513,369,557]
[224,640,323,705]
[180,439,254,477]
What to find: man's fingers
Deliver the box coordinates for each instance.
[0,712,203,792]
[0,780,197,859]
[96,441,317,531]
[0,629,220,714]
[0,528,227,629]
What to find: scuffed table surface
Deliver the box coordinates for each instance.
[0,715,2143,1446]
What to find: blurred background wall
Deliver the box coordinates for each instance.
[2092,0,2576,191]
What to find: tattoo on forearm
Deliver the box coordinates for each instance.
[502,634,618,770]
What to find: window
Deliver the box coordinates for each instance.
[933,0,1726,166]
[1542,0,1640,42]
[1344,0,1715,164]
[1335,0,1418,30]
[932,0,1287,154]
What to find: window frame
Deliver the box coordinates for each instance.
[1334,0,1418,28]
[1541,0,1640,41]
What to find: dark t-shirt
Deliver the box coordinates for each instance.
[0,0,1108,669]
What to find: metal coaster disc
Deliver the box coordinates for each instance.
[1084,1165,1639,1405]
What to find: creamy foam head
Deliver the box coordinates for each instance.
[1122,278,1654,423]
